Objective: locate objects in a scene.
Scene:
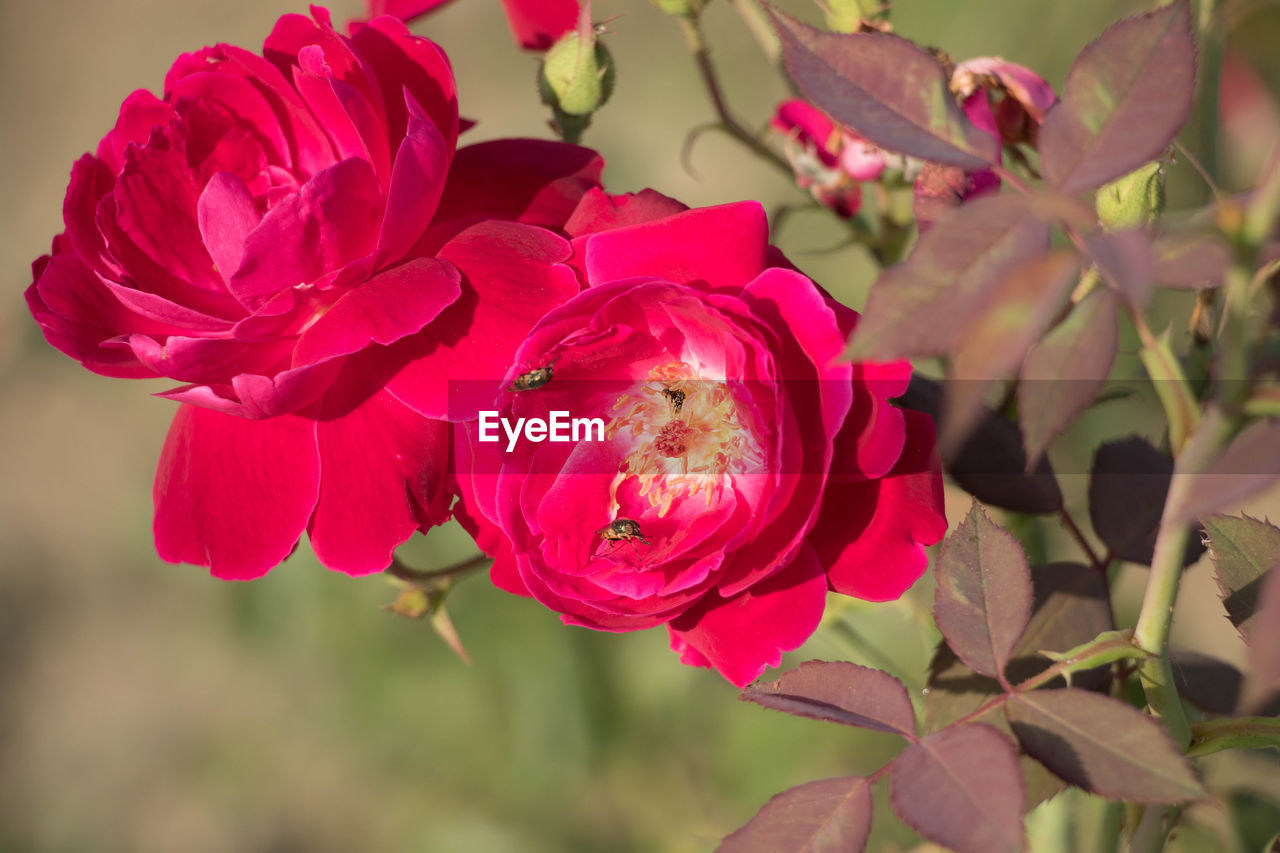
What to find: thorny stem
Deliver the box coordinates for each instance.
[386,552,491,586]
[678,13,794,183]
[677,10,885,261]
[1126,152,1278,853]
[1056,504,1108,573]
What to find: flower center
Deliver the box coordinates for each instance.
[607,362,764,517]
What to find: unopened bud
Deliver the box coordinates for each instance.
[540,30,614,117]
[1096,162,1165,230]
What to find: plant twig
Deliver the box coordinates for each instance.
[385,552,491,586]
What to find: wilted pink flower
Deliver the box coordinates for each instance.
[952,56,1057,148]
[26,7,603,579]
[770,98,886,217]
[454,197,947,685]
[914,57,1055,230]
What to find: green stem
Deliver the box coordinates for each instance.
[1195,0,1222,200]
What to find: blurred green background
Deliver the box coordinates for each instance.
[2,0,1279,850]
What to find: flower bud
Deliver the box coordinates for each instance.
[1096,162,1165,230]
[540,29,614,116]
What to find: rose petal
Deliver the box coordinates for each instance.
[433,138,604,230]
[294,256,461,366]
[563,187,689,238]
[499,0,579,51]
[811,409,947,600]
[229,157,384,309]
[668,542,829,687]
[376,92,450,262]
[153,404,320,579]
[384,221,577,420]
[309,384,451,575]
[197,171,261,284]
[583,201,769,293]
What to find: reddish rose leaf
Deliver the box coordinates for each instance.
[1167,420,1280,524]
[1039,1,1196,194]
[768,9,998,170]
[1019,287,1119,466]
[1242,569,1280,712]
[845,195,1052,362]
[945,251,1080,456]
[742,660,916,736]
[899,376,1063,514]
[889,724,1026,853]
[1152,230,1230,289]
[1204,515,1280,638]
[1086,229,1154,307]
[926,562,1114,730]
[1088,437,1205,566]
[718,776,873,853]
[934,503,1034,681]
[1005,688,1206,803]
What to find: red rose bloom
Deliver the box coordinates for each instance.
[455,197,948,685]
[25,7,602,579]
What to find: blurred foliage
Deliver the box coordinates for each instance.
[2,0,1279,851]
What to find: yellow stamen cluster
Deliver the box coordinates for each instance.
[607,362,764,518]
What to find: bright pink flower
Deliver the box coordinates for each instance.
[454,198,947,686]
[352,0,579,51]
[26,7,604,580]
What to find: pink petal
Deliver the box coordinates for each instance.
[309,386,451,575]
[290,44,381,170]
[583,202,769,292]
[63,156,119,279]
[563,187,689,237]
[348,15,459,155]
[95,89,174,172]
[489,542,530,596]
[839,138,887,182]
[25,252,154,378]
[167,67,295,179]
[956,57,1057,121]
[376,92,450,262]
[294,256,461,366]
[499,0,579,51]
[364,0,458,24]
[111,135,224,293]
[229,157,384,310]
[153,404,321,579]
[385,221,577,420]
[811,409,947,601]
[155,357,344,419]
[171,44,333,178]
[667,542,829,687]
[198,171,261,284]
[433,139,604,230]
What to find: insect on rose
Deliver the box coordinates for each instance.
[509,361,555,392]
[594,518,651,556]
